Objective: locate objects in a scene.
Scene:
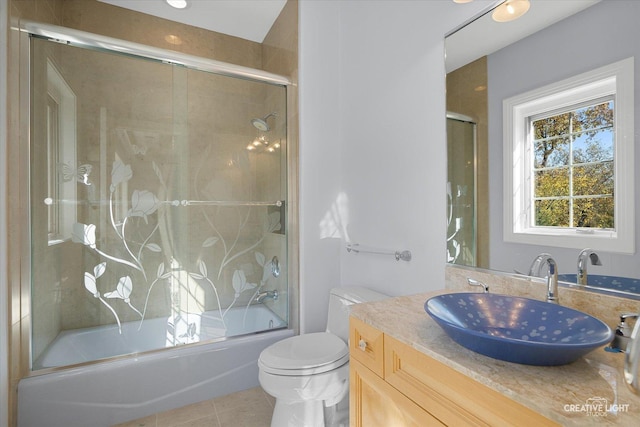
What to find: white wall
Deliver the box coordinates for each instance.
[299,0,496,333]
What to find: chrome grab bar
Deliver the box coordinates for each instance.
[346,242,412,262]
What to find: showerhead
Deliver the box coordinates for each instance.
[251,112,277,131]
[251,118,270,132]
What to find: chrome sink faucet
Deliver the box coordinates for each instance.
[467,278,489,293]
[577,248,602,286]
[529,253,559,304]
[608,313,639,352]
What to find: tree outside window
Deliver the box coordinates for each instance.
[532,100,614,230]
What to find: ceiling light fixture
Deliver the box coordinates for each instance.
[453,0,474,3]
[166,0,188,9]
[246,137,281,153]
[492,0,530,22]
[164,34,183,45]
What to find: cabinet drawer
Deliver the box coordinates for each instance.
[349,317,384,377]
[384,335,559,427]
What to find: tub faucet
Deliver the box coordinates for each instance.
[529,253,559,304]
[256,290,278,303]
[577,248,602,286]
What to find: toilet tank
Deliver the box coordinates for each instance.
[326,287,388,343]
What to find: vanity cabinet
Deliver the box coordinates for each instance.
[349,317,559,427]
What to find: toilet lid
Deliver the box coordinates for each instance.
[259,332,349,375]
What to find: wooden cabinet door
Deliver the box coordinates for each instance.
[350,359,445,427]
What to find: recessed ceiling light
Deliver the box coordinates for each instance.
[492,0,530,23]
[166,0,188,9]
[164,34,183,45]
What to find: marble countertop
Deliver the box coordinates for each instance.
[350,290,640,426]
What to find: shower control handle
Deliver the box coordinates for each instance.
[271,256,280,278]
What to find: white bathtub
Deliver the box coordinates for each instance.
[18,305,293,427]
[34,305,287,369]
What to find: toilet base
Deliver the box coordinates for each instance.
[270,393,349,427]
[323,395,349,427]
[272,399,323,427]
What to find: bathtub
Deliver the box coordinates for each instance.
[18,305,293,427]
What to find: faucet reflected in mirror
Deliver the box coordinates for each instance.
[577,248,602,286]
[445,0,640,299]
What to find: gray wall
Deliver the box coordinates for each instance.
[488,0,640,277]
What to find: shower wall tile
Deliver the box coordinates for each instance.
[184,26,263,70]
[7,6,21,427]
[9,321,21,426]
[6,3,22,332]
[262,0,298,78]
[12,0,62,25]
[8,1,66,425]
[61,0,262,69]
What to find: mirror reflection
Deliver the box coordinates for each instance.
[446,0,640,297]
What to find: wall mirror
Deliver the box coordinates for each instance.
[446,0,640,298]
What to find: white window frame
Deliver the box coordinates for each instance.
[503,57,634,254]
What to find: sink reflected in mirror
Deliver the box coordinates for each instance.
[558,274,640,295]
[425,293,613,366]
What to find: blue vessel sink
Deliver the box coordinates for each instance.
[425,293,613,366]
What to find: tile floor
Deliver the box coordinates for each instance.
[113,387,274,427]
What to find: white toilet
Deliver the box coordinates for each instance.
[258,287,388,427]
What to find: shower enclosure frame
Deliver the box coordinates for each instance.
[18,20,299,376]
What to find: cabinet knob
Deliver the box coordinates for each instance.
[358,339,367,351]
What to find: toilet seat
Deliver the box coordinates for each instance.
[258,332,349,376]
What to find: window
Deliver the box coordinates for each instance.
[532,99,614,229]
[503,57,634,253]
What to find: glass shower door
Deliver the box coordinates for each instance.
[446,115,477,266]
[29,35,288,369]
